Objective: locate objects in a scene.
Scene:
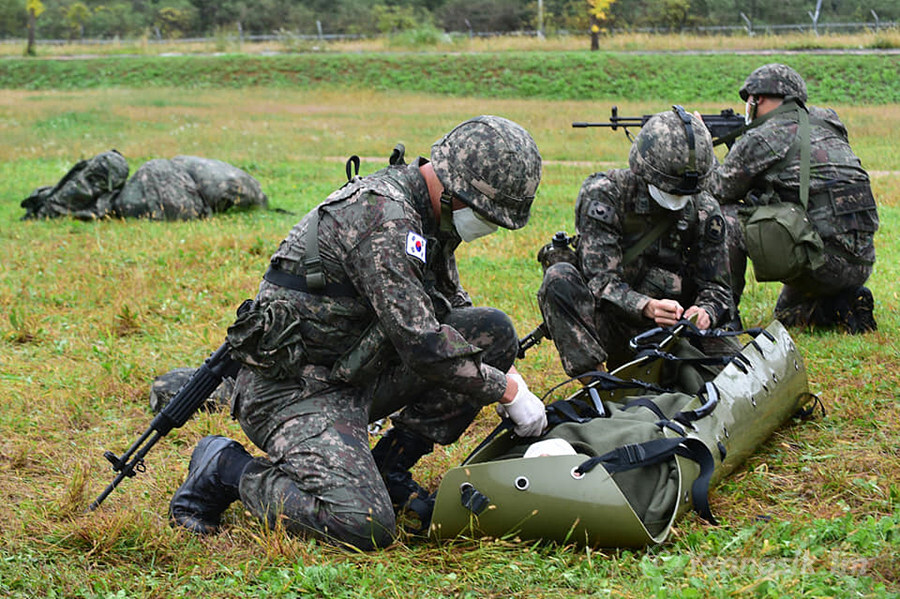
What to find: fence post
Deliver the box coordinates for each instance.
[740,12,753,36]
[808,0,823,36]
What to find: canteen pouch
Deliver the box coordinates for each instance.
[742,202,825,282]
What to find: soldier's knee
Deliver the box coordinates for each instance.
[475,308,518,371]
[539,262,585,304]
[319,508,397,551]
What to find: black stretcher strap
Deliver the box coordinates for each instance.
[576,436,718,525]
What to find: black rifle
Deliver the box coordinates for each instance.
[573,106,745,148]
[517,322,549,359]
[87,341,241,511]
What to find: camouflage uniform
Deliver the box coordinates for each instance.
[706,103,879,330]
[21,150,129,220]
[538,168,732,375]
[227,158,519,549]
[21,152,267,221]
[114,156,268,220]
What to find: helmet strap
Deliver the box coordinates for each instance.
[671,105,699,194]
[439,190,455,233]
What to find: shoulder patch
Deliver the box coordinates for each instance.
[587,200,616,224]
[705,214,726,243]
[406,231,427,263]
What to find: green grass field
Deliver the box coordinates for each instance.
[0,50,898,597]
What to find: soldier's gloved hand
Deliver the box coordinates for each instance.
[497,373,547,437]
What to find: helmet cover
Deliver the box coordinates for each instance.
[739,63,808,103]
[628,107,714,195]
[430,115,542,230]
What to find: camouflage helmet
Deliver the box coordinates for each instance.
[739,63,808,103]
[628,106,714,195]
[430,115,542,230]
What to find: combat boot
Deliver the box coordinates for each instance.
[774,302,815,329]
[371,427,434,521]
[169,435,252,535]
[850,286,877,333]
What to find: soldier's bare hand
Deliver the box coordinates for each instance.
[684,305,712,330]
[642,298,684,326]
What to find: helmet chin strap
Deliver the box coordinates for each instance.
[671,105,699,195]
[439,190,455,233]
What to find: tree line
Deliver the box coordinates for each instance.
[5,0,898,42]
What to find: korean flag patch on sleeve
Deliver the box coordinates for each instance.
[406,231,427,264]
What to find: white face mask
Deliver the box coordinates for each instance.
[452,207,498,242]
[648,184,691,211]
[744,98,758,124]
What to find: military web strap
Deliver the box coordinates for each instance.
[622,217,675,266]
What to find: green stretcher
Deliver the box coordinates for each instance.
[429,321,816,548]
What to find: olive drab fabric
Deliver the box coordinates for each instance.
[538,168,732,375]
[430,321,814,548]
[21,150,129,220]
[705,93,878,329]
[742,201,824,282]
[20,151,268,221]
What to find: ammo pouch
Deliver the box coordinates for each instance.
[742,200,825,282]
[806,183,878,264]
[226,300,309,380]
[430,321,815,548]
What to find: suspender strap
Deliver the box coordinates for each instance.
[798,106,811,210]
[303,209,326,292]
[263,265,359,298]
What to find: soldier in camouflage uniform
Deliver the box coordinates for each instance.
[538,107,733,376]
[168,116,547,550]
[704,63,879,333]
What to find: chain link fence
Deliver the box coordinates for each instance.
[1,20,897,47]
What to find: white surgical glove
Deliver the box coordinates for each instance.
[497,373,547,438]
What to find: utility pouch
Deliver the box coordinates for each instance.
[330,321,397,386]
[226,299,309,380]
[742,201,825,282]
